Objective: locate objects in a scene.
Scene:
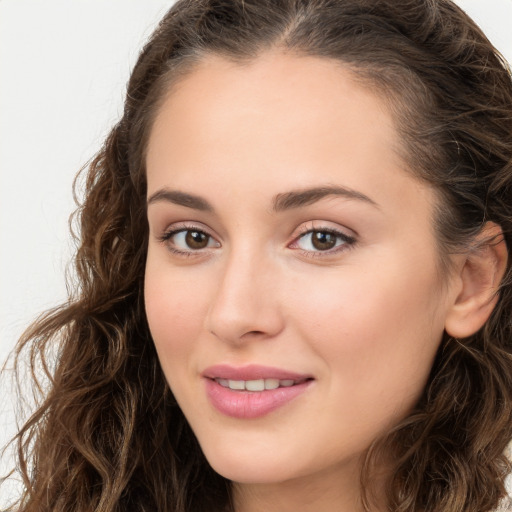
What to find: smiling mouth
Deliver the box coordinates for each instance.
[204,368,314,418]
[213,377,311,391]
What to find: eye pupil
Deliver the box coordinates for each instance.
[185,230,209,249]
[312,231,337,250]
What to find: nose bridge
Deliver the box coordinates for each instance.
[206,240,283,343]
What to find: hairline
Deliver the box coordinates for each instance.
[139,47,461,280]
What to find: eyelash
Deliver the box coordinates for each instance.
[290,226,357,258]
[157,224,357,258]
[158,223,217,257]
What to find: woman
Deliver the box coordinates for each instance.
[5,0,512,511]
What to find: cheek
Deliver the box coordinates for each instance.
[288,257,445,406]
[144,258,209,371]
[292,263,441,342]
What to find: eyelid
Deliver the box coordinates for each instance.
[288,222,357,256]
[291,220,356,240]
[157,222,221,255]
[155,220,356,258]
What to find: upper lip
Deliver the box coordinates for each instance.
[202,364,313,381]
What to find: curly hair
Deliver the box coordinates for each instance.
[4,0,512,511]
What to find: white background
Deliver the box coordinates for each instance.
[1,0,512,505]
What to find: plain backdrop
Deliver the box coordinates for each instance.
[1,0,512,506]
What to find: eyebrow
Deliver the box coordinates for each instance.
[147,185,378,212]
[147,189,213,211]
[273,185,379,211]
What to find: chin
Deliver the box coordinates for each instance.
[198,441,303,484]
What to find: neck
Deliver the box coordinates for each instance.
[231,459,386,512]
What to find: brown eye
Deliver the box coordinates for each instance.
[162,228,219,253]
[185,230,210,249]
[311,231,337,251]
[294,229,355,254]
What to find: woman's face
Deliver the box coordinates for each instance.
[144,52,457,490]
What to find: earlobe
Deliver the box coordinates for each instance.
[444,222,508,339]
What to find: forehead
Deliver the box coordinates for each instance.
[148,53,401,175]
[146,52,435,228]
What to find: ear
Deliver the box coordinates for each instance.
[444,222,508,339]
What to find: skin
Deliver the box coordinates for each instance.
[144,52,463,512]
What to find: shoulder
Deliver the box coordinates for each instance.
[495,501,512,512]
[497,443,512,512]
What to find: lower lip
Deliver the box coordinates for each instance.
[204,379,312,419]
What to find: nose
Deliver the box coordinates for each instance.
[205,247,285,344]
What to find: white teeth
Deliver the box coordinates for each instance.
[230,380,245,390]
[216,378,298,391]
[245,379,265,391]
[264,378,280,390]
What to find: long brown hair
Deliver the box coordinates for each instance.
[4,1,512,511]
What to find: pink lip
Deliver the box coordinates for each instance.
[202,364,311,381]
[202,364,314,419]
